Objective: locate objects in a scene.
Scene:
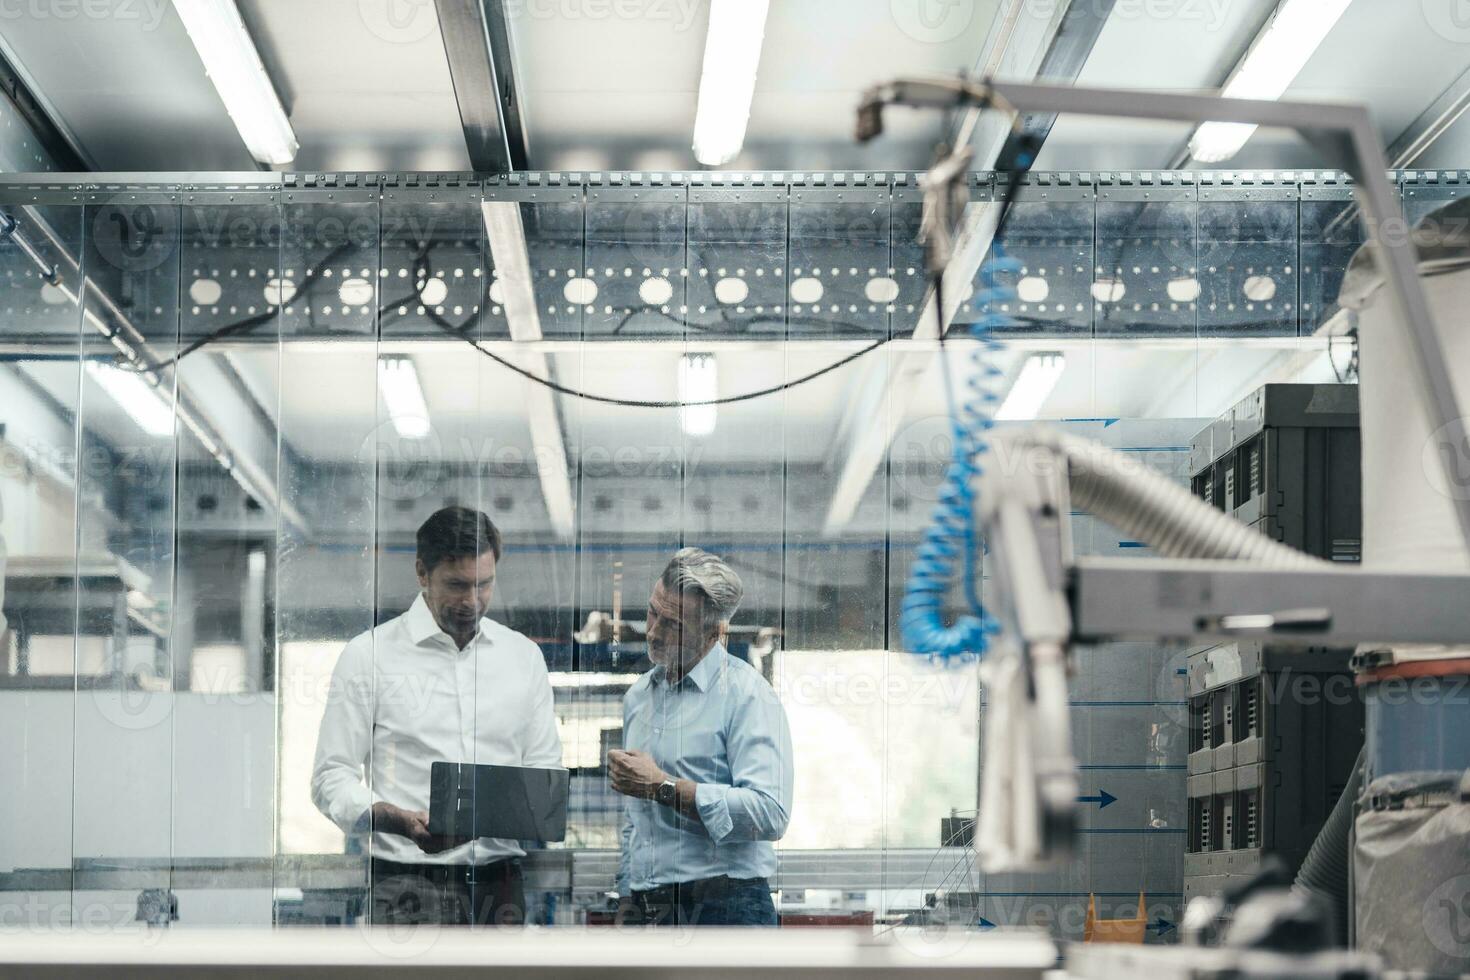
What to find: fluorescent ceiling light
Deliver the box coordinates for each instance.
[691,0,770,166]
[679,353,719,436]
[1188,0,1352,163]
[86,361,175,437]
[377,357,431,439]
[173,0,299,165]
[995,353,1065,421]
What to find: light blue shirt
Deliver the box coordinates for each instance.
[616,644,794,895]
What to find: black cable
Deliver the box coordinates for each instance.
[423,302,889,409]
[117,240,356,376]
[103,235,929,412]
[395,249,901,410]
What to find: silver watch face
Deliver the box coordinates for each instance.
[657,780,676,805]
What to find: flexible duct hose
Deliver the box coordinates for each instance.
[1294,748,1366,943]
[1004,428,1326,569]
[903,374,1326,659]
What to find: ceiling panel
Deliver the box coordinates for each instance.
[517,0,1004,172]
[0,5,252,171]
[238,0,471,173]
[1033,0,1277,171]
[1234,0,1470,168]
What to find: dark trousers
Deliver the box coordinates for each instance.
[369,857,525,926]
[629,876,777,927]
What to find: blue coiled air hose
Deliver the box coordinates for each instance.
[899,246,1020,661]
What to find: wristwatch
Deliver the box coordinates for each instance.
[655,778,678,807]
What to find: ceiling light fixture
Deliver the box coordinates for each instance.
[679,353,719,436]
[173,0,299,165]
[1188,0,1353,163]
[86,361,176,437]
[377,356,431,439]
[691,0,770,166]
[995,352,1065,421]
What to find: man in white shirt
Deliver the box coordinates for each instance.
[311,506,562,927]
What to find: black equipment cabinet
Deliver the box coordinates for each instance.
[1183,384,1365,900]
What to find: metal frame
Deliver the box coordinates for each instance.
[0,33,91,171]
[435,0,530,171]
[994,0,1117,165]
[865,76,1470,553]
[0,167,1445,190]
[1071,558,1470,647]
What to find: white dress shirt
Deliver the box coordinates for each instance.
[311,593,562,865]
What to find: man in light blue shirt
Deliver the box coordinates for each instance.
[607,547,793,927]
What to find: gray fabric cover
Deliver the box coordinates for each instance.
[1354,771,1470,974]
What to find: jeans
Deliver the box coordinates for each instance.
[630,876,777,927]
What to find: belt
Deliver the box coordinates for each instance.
[370,856,520,885]
[632,875,767,907]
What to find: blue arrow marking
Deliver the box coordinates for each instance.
[1150,916,1175,936]
[976,916,997,929]
[1077,789,1118,809]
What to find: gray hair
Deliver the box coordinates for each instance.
[660,547,743,629]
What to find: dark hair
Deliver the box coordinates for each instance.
[416,506,502,573]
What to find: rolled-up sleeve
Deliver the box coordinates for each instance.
[694,685,793,845]
[310,637,379,834]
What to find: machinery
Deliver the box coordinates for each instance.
[860,77,1470,974]
[0,66,1466,976]
[1184,385,1365,908]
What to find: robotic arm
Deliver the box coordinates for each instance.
[859,75,1470,873]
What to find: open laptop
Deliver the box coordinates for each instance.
[427,762,570,842]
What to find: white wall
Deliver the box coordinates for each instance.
[0,693,276,873]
